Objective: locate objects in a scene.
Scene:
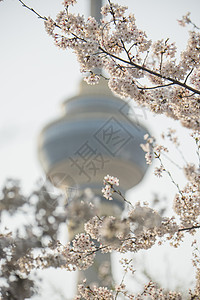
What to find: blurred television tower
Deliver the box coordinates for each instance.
[38,0,149,288]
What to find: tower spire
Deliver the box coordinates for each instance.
[90,0,102,22]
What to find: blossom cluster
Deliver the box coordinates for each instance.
[11,149,198,297]
[84,200,180,255]
[75,279,183,300]
[102,174,119,200]
[75,282,114,300]
[63,0,77,7]
[1,172,200,298]
[174,176,200,230]
[178,12,192,27]
[18,233,96,274]
[140,133,168,168]
[43,0,200,132]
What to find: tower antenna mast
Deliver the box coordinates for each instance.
[90,0,102,22]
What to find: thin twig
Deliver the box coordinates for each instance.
[160,52,164,72]
[142,50,149,67]
[162,152,183,170]
[114,259,133,300]
[108,0,117,25]
[18,0,47,21]
[138,82,174,91]
[184,67,194,84]
[175,145,188,165]
[154,153,189,209]
[112,186,134,208]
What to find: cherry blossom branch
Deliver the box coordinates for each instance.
[138,82,175,91]
[17,0,47,21]
[178,13,200,30]
[112,186,133,207]
[161,129,188,164]
[142,50,150,66]
[193,135,200,169]
[114,260,132,300]
[159,52,164,72]
[99,47,200,96]
[197,148,200,170]
[107,0,117,25]
[17,0,200,99]
[161,152,182,170]
[184,67,194,84]
[121,39,134,64]
[175,145,188,165]
[71,236,137,266]
[59,223,200,266]
[178,225,200,232]
[102,175,133,207]
[17,0,200,98]
[80,222,200,266]
[154,152,189,209]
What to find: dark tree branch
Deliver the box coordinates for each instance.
[99,47,200,96]
[178,225,200,232]
[138,82,175,91]
[184,67,194,84]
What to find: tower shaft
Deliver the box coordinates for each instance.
[90,0,102,22]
